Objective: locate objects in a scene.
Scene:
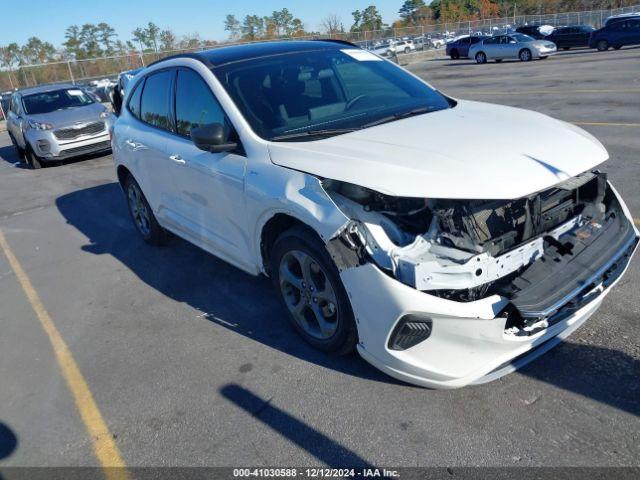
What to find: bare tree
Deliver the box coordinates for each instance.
[320,14,344,34]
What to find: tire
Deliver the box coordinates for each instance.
[8,134,25,161]
[597,40,609,51]
[475,51,487,64]
[25,146,43,169]
[123,175,167,245]
[519,48,532,62]
[271,225,357,355]
[404,47,410,54]
[450,49,459,60]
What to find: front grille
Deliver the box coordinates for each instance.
[54,121,105,140]
[60,140,111,156]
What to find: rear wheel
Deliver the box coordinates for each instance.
[597,40,609,51]
[475,51,487,64]
[8,134,25,162]
[450,49,460,59]
[271,225,357,355]
[124,175,166,245]
[519,48,532,61]
[404,47,410,54]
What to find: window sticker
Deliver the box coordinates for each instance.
[341,49,383,61]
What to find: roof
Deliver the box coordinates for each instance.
[16,83,78,96]
[149,40,357,69]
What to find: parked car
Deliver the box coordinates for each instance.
[112,40,638,389]
[469,33,557,63]
[589,17,640,51]
[390,40,416,54]
[6,84,114,168]
[515,25,553,39]
[446,35,490,59]
[370,43,392,56]
[545,25,595,49]
[603,12,640,26]
[429,37,446,48]
[0,91,12,120]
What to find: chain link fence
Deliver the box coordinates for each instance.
[1,4,639,91]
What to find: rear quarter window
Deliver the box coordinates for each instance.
[127,80,144,120]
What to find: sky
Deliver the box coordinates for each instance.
[1,0,406,47]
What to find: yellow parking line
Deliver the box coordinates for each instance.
[0,230,129,479]
[572,122,640,128]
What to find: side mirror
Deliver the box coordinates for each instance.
[190,123,238,153]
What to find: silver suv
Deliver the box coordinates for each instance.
[7,83,114,168]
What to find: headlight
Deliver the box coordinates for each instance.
[28,120,53,130]
[100,111,111,119]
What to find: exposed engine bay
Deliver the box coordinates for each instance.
[323,171,637,334]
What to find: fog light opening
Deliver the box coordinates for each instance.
[388,314,433,351]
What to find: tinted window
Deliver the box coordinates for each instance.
[128,80,144,119]
[484,37,499,44]
[140,70,174,131]
[175,69,228,137]
[470,37,482,44]
[630,20,640,29]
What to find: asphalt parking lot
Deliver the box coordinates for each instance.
[0,46,639,469]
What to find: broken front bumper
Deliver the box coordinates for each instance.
[339,186,639,389]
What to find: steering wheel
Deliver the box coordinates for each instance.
[345,94,370,111]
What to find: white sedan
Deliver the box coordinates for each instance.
[112,41,638,388]
[469,33,557,63]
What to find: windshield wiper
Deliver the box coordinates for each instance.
[271,128,358,142]
[361,106,435,129]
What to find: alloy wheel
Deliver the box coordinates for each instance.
[278,250,339,340]
[127,183,151,236]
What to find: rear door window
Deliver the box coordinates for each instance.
[140,70,174,132]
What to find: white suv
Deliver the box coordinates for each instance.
[112,41,638,388]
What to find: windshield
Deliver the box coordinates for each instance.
[22,88,94,115]
[512,33,534,42]
[213,48,451,141]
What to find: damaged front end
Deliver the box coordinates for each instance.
[323,171,639,340]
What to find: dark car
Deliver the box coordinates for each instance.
[515,25,550,40]
[546,25,595,49]
[0,91,11,120]
[589,17,640,51]
[446,35,490,59]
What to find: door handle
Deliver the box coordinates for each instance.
[169,154,186,165]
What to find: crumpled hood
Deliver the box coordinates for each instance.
[28,103,106,129]
[268,100,608,199]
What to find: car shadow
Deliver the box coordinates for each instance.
[0,144,25,167]
[517,341,640,417]
[55,182,398,385]
[0,422,17,461]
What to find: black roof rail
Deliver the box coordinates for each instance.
[146,52,214,69]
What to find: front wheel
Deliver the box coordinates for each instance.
[597,40,609,51]
[25,147,43,169]
[124,175,167,245]
[475,52,487,64]
[271,225,357,355]
[519,48,532,62]
[450,49,459,60]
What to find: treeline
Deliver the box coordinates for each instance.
[0,0,638,90]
